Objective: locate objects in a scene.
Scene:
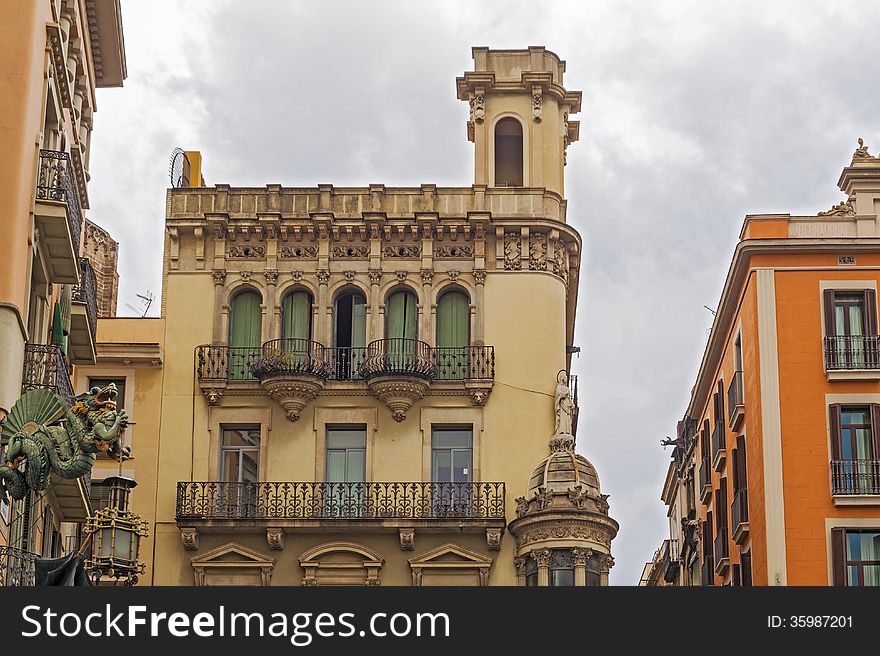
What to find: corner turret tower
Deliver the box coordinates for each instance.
[457,46,581,198]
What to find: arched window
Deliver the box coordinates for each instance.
[332,290,367,380]
[436,290,470,380]
[385,290,418,341]
[281,290,313,341]
[495,117,523,187]
[229,289,262,379]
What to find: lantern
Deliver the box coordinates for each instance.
[83,477,148,585]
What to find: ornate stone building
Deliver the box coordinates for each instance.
[83,46,617,585]
[0,0,126,581]
[81,219,119,317]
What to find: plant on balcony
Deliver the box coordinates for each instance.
[249,349,329,379]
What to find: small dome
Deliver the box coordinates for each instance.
[527,448,601,498]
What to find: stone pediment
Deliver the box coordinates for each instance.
[191,542,276,568]
[408,543,493,568]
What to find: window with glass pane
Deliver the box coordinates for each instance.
[229,290,262,379]
[834,293,866,366]
[325,427,366,517]
[333,291,367,379]
[220,426,260,517]
[436,291,470,380]
[549,550,575,587]
[432,427,472,516]
[845,530,880,586]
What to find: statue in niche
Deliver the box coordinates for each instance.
[554,370,574,437]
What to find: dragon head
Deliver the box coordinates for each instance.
[72,383,120,416]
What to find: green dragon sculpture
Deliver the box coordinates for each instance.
[0,383,129,502]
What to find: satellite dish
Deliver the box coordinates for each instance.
[169,148,190,188]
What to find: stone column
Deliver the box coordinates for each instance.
[473,269,486,345]
[212,270,226,343]
[600,554,614,587]
[513,556,527,587]
[368,269,382,341]
[419,268,434,343]
[316,269,330,345]
[264,269,279,339]
[572,548,591,587]
[532,549,551,587]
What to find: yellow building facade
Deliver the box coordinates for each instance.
[0,0,125,582]
[81,47,618,586]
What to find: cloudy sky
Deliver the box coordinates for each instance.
[87,0,880,584]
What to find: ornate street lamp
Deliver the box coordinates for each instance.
[83,476,148,585]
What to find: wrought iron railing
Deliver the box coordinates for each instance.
[360,338,436,378]
[824,335,880,370]
[251,338,330,378]
[22,343,74,400]
[711,420,726,464]
[326,346,367,381]
[36,149,82,252]
[831,459,880,495]
[0,546,38,587]
[72,257,98,338]
[433,345,495,380]
[699,455,712,494]
[731,488,749,527]
[727,370,744,424]
[662,539,679,583]
[176,481,506,521]
[196,345,262,381]
[701,555,714,586]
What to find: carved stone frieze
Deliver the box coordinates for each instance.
[529,233,548,270]
[383,244,421,258]
[332,245,370,258]
[504,231,521,270]
[435,244,474,258]
[280,245,318,258]
[227,244,265,258]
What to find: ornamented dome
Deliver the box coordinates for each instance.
[527,438,601,499]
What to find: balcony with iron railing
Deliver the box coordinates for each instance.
[711,420,726,472]
[22,343,74,401]
[727,370,744,430]
[824,335,880,381]
[831,460,880,505]
[713,527,730,575]
[731,488,749,544]
[699,455,712,504]
[176,481,506,536]
[0,546,38,587]
[68,257,98,364]
[34,149,83,284]
[662,538,680,584]
[195,340,496,418]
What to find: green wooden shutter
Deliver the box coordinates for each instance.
[437,291,469,348]
[230,291,262,348]
[282,291,312,340]
[831,527,847,586]
[351,294,366,348]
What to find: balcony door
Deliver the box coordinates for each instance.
[220,427,261,517]
[830,405,880,495]
[825,289,877,368]
[385,290,418,371]
[229,290,262,379]
[333,291,366,379]
[431,427,473,516]
[280,290,314,370]
[436,290,470,380]
[325,427,366,518]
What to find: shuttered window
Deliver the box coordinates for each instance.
[281,291,312,341]
[832,528,880,586]
[824,289,877,337]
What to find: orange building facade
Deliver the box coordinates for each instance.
[655,143,880,586]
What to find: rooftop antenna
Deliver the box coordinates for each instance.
[125,290,154,318]
[169,147,190,188]
[703,305,717,316]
